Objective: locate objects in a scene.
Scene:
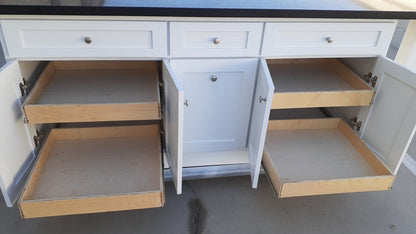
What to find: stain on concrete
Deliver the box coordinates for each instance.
[185,182,207,234]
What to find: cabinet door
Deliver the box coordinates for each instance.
[0,60,36,207]
[171,59,257,153]
[162,60,184,194]
[248,58,274,188]
[362,56,416,175]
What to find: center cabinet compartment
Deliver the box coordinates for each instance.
[19,124,164,219]
[163,58,274,193]
[23,61,161,124]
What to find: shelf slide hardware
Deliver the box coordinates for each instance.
[350,116,362,132]
[259,96,267,103]
[33,130,44,148]
[363,72,378,88]
[19,78,31,96]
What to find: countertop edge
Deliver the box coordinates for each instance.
[0,6,415,19]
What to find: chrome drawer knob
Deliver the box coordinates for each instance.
[84,37,92,44]
[213,38,220,45]
[211,76,218,82]
[326,37,334,43]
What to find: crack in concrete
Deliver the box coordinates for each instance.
[185,181,206,234]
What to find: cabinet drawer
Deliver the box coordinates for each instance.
[1,20,167,58]
[263,118,394,198]
[19,125,164,218]
[170,22,263,57]
[262,22,395,57]
[267,59,374,109]
[23,61,160,124]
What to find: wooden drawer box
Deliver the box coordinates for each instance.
[169,22,263,57]
[268,59,374,109]
[19,125,164,218]
[261,22,396,58]
[263,118,394,198]
[23,61,161,124]
[0,20,167,59]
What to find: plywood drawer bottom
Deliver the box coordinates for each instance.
[263,118,394,198]
[19,125,164,218]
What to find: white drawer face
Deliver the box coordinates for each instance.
[1,20,167,58]
[262,22,396,57]
[170,22,263,57]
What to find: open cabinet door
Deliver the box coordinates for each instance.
[0,60,36,207]
[162,59,184,194]
[361,56,416,175]
[248,58,275,188]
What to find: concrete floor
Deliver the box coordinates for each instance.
[1,166,416,234]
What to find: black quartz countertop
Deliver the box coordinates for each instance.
[0,0,416,19]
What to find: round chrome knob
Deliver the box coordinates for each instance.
[213,38,220,45]
[84,37,92,44]
[211,76,217,82]
[326,37,334,43]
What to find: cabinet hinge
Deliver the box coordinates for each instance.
[33,130,44,148]
[160,130,165,136]
[159,81,164,87]
[350,116,362,132]
[184,100,189,107]
[19,78,31,96]
[363,72,378,88]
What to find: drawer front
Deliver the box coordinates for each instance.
[170,22,263,57]
[262,22,396,57]
[1,20,167,58]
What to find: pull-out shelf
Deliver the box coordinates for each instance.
[263,118,394,198]
[23,61,161,124]
[267,59,374,109]
[19,125,164,218]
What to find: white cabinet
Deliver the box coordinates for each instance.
[0,18,415,217]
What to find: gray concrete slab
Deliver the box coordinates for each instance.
[1,166,415,234]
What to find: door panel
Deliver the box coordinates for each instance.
[362,56,416,174]
[162,60,184,194]
[248,58,274,188]
[170,59,257,153]
[0,60,35,207]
